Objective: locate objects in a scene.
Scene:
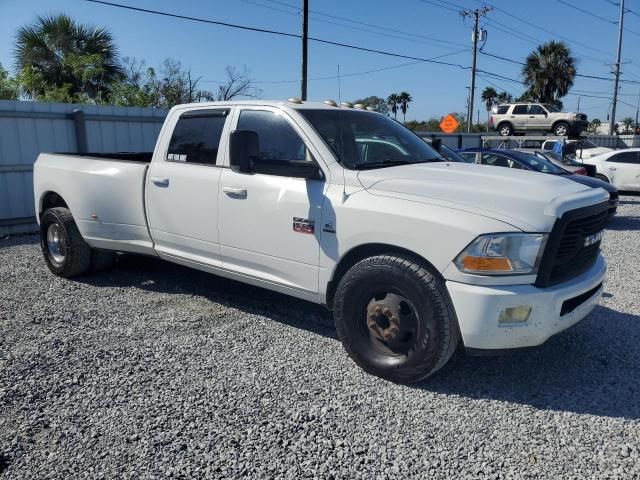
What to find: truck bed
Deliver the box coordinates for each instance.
[34,153,155,255]
[57,152,154,163]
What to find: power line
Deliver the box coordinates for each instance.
[555,0,617,23]
[260,0,469,49]
[479,50,640,85]
[86,0,471,69]
[238,0,468,50]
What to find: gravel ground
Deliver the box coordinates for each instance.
[1,196,639,480]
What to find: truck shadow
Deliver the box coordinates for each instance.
[420,304,640,420]
[606,215,640,231]
[81,253,338,340]
[78,253,640,420]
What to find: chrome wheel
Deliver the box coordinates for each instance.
[554,124,568,136]
[499,124,512,136]
[46,223,66,265]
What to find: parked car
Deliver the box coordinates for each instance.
[489,103,588,136]
[541,139,614,160]
[34,99,609,383]
[580,148,640,191]
[422,137,469,163]
[514,148,591,176]
[458,148,618,216]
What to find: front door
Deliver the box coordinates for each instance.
[606,151,640,189]
[218,107,326,294]
[527,104,549,131]
[146,108,231,265]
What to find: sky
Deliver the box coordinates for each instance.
[1,0,640,123]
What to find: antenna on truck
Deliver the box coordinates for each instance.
[337,65,348,203]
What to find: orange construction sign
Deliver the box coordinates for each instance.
[439,114,459,134]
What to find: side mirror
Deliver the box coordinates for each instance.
[229,129,259,174]
[431,138,442,152]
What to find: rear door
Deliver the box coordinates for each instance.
[146,108,232,265]
[217,107,326,294]
[605,151,640,189]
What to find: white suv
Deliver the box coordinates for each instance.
[490,103,588,136]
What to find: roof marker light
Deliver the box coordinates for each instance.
[323,99,338,106]
[287,97,303,104]
[340,101,353,108]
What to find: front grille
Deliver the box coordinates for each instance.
[536,202,609,287]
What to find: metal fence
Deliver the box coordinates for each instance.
[0,100,168,234]
[415,131,639,149]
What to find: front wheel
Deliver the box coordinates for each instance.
[553,122,570,136]
[595,173,610,183]
[333,255,460,383]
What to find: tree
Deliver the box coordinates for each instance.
[215,66,261,101]
[15,14,123,103]
[621,117,635,134]
[522,41,576,106]
[352,95,389,115]
[398,91,413,123]
[481,86,497,131]
[0,63,19,100]
[387,93,400,119]
[496,91,513,105]
[587,118,602,134]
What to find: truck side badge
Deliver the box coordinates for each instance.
[322,221,336,233]
[293,217,314,234]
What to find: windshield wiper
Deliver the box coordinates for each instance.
[354,159,440,170]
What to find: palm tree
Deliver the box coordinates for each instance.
[522,41,576,105]
[481,87,497,131]
[15,14,122,102]
[496,91,513,105]
[397,91,412,123]
[621,117,634,134]
[387,93,400,120]
[588,118,602,134]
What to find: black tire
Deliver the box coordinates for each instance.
[595,173,610,183]
[333,255,460,383]
[553,122,570,136]
[91,249,116,272]
[40,207,92,278]
[498,123,513,136]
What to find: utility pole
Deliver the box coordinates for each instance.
[462,6,491,132]
[300,0,309,101]
[609,0,624,135]
[577,96,581,112]
[635,90,639,130]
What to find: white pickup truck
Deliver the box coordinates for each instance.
[34,100,609,383]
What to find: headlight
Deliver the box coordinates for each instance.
[454,233,548,275]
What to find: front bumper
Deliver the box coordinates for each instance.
[446,254,606,350]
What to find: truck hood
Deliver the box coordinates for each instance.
[357,162,608,232]
[578,147,614,159]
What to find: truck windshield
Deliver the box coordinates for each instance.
[300,109,443,169]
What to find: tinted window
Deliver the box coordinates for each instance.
[237,110,306,162]
[496,106,509,114]
[300,109,441,169]
[167,110,228,165]
[480,153,524,169]
[608,151,640,164]
[512,105,528,115]
[529,105,546,115]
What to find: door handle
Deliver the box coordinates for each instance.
[609,166,617,171]
[223,186,247,199]
[529,116,535,118]
[150,176,169,187]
